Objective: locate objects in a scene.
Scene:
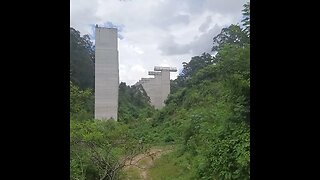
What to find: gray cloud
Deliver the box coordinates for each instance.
[204,0,247,15]
[185,0,247,16]
[189,24,221,55]
[150,0,191,29]
[152,14,190,29]
[71,0,248,85]
[158,24,221,56]
[173,14,190,25]
[199,16,212,32]
[158,37,191,55]
[70,0,99,35]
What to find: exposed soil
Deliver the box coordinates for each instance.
[123,146,173,179]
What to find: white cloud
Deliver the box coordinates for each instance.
[199,16,212,32]
[71,0,248,85]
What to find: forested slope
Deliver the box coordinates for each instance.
[70,2,250,179]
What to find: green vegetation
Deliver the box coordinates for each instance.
[149,150,195,180]
[70,2,250,179]
[118,82,154,124]
[70,81,94,120]
[70,120,134,179]
[70,81,153,179]
[121,167,140,179]
[70,27,95,90]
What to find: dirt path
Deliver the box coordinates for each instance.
[123,146,174,179]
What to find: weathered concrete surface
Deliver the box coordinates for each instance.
[135,66,177,109]
[95,27,119,120]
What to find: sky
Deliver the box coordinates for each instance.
[70,0,248,85]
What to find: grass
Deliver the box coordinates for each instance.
[122,145,194,180]
[138,158,151,168]
[148,152,193,180]
[121,166,141,180]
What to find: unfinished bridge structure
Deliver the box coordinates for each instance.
[94,26,119,121]
[135,66,177,109]
[94,25,177,120]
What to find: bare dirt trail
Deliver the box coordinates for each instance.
[123,146,174,179]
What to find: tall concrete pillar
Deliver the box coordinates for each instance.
[154,66,177,107]
[95,27,119,120]
[135,66,177,109]
[146,71,162,108]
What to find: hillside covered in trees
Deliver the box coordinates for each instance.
[70,2,250,179]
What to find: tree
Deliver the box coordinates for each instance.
[70,27,95,89]
[70,81,94,120]
[241,1,250,36]
[70,120,147,180]
[118,82,154,123]
[212,24,249,52]
[152,3,250,178]
[172,52,214,90]
[70,2,251,179]
[180,53,214,79]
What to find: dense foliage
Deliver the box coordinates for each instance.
[70,120,147,180]
[70,27,95,89]
[70,82,152,179]
[70,81,94,120]
[242,1,250,36]
[70,76,154,179]
[149,3,250,179]
[118,82,155,123]
[70,2,250,179]
[171,52,215,93]
[70,27,155,179]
